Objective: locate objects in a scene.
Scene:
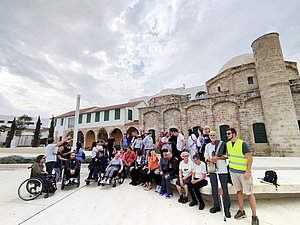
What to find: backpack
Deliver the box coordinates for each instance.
[262,170,279,190]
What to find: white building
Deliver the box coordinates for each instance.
[54,101,146,148]
[0,115,49,147]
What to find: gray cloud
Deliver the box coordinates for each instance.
[0,0,299,118]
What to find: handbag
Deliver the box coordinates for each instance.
[207,141,222,173]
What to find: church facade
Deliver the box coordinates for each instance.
[140,33,300,156]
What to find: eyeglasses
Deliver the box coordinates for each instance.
[226,133,231,135]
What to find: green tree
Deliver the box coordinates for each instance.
[15,115,32,146]
[5,118,16,148]
[66,129,74,139]
[48,116,55,139]
[31,116,41,147]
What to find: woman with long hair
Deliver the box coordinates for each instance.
[145,149,159,191]
[75,142,84,163]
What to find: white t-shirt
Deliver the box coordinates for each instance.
[197,136,202,147]
[177,133,185,151]
[45,144,56,163]
[179,160,193,177]
[193,162,206,179]
[188,134,197,151]
[96,145,103,151]
[92,147,98,158]
[204,142,228,174]
[161,137,169,150]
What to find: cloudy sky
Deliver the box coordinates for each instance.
[0,0,300,120]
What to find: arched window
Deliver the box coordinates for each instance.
[253,123,268,143]
[195,91,206,99]
[193,126,200,137]
[219,125,229,142]
[149,129,156,144]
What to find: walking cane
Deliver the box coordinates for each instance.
[217,173,227,222]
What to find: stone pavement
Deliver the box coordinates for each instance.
[1,167,300,225]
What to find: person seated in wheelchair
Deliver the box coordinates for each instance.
[31,155,56,193]
[31,155,49,178]
[64,152,80,185]
[86,150,108,182]
[100,153,123,185]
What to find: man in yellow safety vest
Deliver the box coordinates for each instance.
[226,128,259,225]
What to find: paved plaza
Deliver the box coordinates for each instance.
[1,165,300,225]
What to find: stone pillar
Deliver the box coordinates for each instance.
[251,33,300,156]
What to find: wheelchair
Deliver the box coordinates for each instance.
[61,168,80,190]
[18,171,57,201]
[85,163,107,186]
[99,170,124,188]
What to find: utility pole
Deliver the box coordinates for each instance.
[72,95,81,150]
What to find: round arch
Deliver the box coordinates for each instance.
[98,128,108,141]
[112,128,122,146]
[126,127,138,136]
[85,130,95,149]
[77,131,84,145]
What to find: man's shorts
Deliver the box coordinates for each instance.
[230,171,253,195]
[176,176,191,186]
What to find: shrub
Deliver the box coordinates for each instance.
[0,155,35,164]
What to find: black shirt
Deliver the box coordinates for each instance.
[107,138,115,150]
[62,146,72,159]
[54,151,63,168]
[169,135,177,152]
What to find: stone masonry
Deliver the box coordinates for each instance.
[140,33,300,156]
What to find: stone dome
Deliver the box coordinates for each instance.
[155,88,184,97]
[218,53,254,74]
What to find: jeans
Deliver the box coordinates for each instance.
[123,163,134,179]
[209,173,231,209]
[161,173,176,195]
[105,167,119,178]
[46,162,56,174]
[54,167,61,182]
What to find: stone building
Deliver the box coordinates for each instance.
[140,33,300,156]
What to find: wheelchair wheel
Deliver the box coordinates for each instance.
[118,175,124,184]
[18,178,43,201]
[112,180,116,188]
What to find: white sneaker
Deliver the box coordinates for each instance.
[106,178,111,185]
[155,185,159,192]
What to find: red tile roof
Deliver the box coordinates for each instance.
[55,101,144,118]
[55,106,98,118]
[125,120,139,126]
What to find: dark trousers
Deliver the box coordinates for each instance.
[145,169,155,183]
[88,165,105,179]
[209,173,231,209]
[154,174,161,186]
[188,179,208,204]
[65,169,80,180]
[46,162,56,174]
[123,163,134,179]
[139,169,148,183]
[131,167,142,185]
[161,173,176,195]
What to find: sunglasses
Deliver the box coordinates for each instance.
[226,133,231,135]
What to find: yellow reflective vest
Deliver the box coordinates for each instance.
[226,139,248,171]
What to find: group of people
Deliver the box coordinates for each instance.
[33,126,258,225]
[32,137,84,186]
